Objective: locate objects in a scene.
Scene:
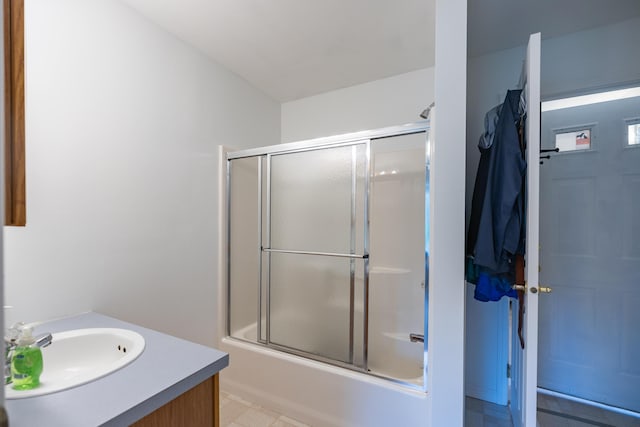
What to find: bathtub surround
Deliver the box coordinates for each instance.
[221,59,436,427]
[226,126,429,387]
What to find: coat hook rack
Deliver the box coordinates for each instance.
[540,154,551,165]
[539,147,559,165]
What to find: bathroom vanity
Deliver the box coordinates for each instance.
[5,312,228,426]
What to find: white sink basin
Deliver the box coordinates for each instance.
[6,328,145,399]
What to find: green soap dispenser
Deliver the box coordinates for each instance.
[11,326,43,390]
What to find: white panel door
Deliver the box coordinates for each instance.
[511,32,541,427]
[539,93,640,412]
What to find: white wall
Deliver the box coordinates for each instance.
[281,67,434,142]
[465,16,640,405]
[4,0,280,346]
[427,0,467,425]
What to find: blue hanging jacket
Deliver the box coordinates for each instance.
[467,90,526,301]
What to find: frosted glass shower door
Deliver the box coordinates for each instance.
[228,156,261,339]
[367,133,427,386]
[267,144,367,365]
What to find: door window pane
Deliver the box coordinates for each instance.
[555,129,591,152]
[628,123,640,145]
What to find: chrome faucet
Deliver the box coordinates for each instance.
[4,342,16,385]
[4,323,52,385]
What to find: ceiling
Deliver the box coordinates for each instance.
[468,0,640,59]
[121,0,640,102]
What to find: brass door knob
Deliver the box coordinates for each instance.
[512,284,552,293]
[530,286,552,294]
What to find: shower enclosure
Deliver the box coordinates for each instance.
[226,123,430,389]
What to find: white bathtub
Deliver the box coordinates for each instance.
[232,321,424,387]
[220,307,428,427]
[220,333,429,427]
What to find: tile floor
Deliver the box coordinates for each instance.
[221,390,640,427]
[464,393,640,427]
[220,390,310,427]
[536,394,640,427]
[465,396,513,427]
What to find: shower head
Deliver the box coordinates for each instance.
[420,102,435,120]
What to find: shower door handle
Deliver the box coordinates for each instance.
[262,248,368,259]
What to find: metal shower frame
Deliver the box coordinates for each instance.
[226,121,431,390]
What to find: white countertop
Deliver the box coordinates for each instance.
[5,312,229,427]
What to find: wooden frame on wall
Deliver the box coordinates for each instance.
[4,0,25,226]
